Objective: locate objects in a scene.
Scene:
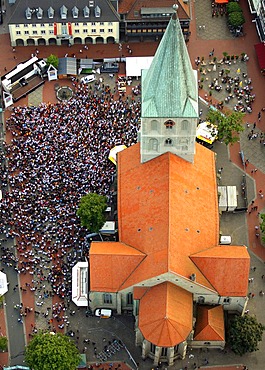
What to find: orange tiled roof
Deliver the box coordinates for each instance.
[90,242,146,292]
[118,0,190,20]
[139,282,193,346]
[193,305,225,341]
[116,142,219,291]
[190,246,250,296]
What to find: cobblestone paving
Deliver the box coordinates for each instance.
[195,0,235,40]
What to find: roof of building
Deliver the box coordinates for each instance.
[139,282,193,347]
[193,305,225,341]
[90,242,146,292]
[141,12,198,118]
[58,57,77,76]
[190,246,250,296]
[118,0,190,20]
[8,0,120,25]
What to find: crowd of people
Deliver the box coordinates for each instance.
[0,81,141,328]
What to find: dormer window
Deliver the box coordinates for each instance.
[164,119,175,129]
[89,1,94,7]
[72,6,79,18]
[95,5,101,18]
[25,7,32,20]
[83,6,90,18]
[36,7,43,20]
[48,6,54,19]
[60,5,68,20]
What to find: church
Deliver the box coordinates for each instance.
[89,7,250,366]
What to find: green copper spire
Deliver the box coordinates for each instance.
[141,9,198,118]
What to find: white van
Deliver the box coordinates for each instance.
[95,308,112,318]
[220,235,232,245]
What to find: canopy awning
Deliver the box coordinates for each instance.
[0,271,8,296]
[215,0,228,3]
[254,43,265,70]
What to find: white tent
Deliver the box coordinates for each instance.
[126,56,154,77]
[0,271,8,296]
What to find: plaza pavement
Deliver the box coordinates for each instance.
[1,0,265,369]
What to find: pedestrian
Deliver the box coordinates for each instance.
[259,290,264,296]
[253,122,256,129]
[256,233,260,237]
[251,293,255,298]
[258,112,261,121]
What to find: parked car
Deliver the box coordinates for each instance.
[81,74,96,84]
[94,308,112,318]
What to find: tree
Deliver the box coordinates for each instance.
[228,315,265,356]
[0,336,8,352]
[260,213,265,244]
[226,2,242,14]
[25,332,81,370]
[228,12,245,28]
[47,54,59,69]
[77,193,107,232]
[206,108,245,145]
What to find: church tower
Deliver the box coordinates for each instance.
[140,5,198,164]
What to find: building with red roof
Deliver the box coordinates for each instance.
[89,7,250,367]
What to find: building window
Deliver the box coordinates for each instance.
[75,22,79,26]
[103,293,112,304]
[33,31,37,35]
[108,29,113,33]
[83,22,87,26]
[16,31,21,35]
[41,23,45,27]
[161,347,168,356]
[151,119,158,131]
[92,29,96,33]
[32,24,37,27]
[49,30,54,34]
[16,24,20,28]
[150,343,156,354]
[174,345,179,354]
[62,22,66,26]
[41,30,46,34]
[165,138,173,146]
[92,22,96,25]
[181,120,189,131]
[127,292,133,305]
[83,29,88,33]
[149,138,158,151]
[100,29,104,33]
[108,22,113,25]
[24,24,28,27]
[164,119,175,129]
[24,31,29,35]
[49,23,53,27]
[100,22,104,25]
[75,30,80,33]
[223,297,230,304]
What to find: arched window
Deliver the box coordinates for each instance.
[164,119,175,129]
[149,138,158,151]
[151,120,158,131]
[181,120,189,131]
[165,138,173,146]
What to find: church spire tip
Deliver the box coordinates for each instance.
[172,4,179,19]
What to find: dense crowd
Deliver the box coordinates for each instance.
[0,82,141,312]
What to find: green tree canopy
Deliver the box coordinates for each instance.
[226,2,242,14]
[228,12,245,27]
[25,332,81,370]
[77,193,107,232]
[228,315,265,356]
[206,108,244,145]
[47,54,59,69]
[0,336,8,351]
